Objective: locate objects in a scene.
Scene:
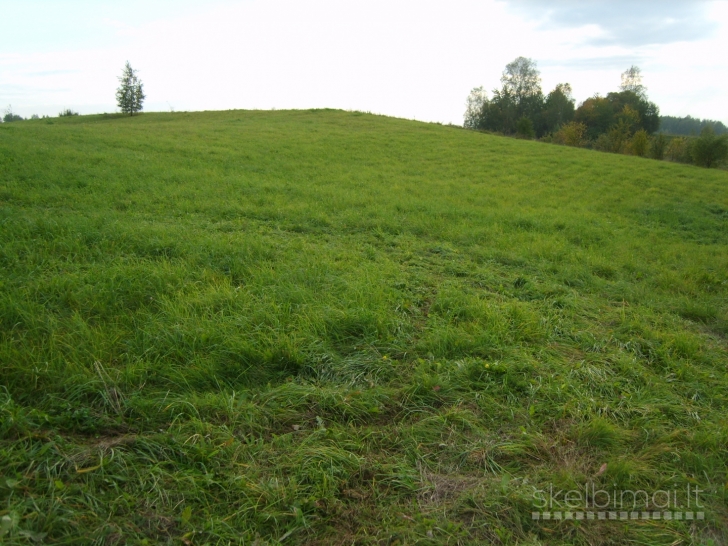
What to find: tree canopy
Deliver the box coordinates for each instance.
[464,60,658,144]
[463,58,725,167]
[464,57,573,138]
[619,66,646,98]
[574,90,659,140]
[501,57,542,103]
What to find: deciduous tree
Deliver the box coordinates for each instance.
[620,66,646,98]
[541,83,575,135]
[501,57,542,103]
[465,57,545,136]
[464,86,488,129]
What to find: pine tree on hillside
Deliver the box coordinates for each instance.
[116,62,145,116]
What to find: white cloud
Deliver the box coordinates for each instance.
[506,0,718,46]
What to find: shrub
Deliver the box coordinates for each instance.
[690,126,728,168]
[665,137,690,163]
[59,109,79,117]
[2,105,23,123]
[591,133,612,152]
[606,119,632,153]
[539,134,554,143]
[516,116,535,139]
[2,113,23,122]
[631,129,649,157]
[553,121,587,147]
[649,133,667,160]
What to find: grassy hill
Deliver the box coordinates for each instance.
[1,109,727,545]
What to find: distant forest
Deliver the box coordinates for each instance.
[659,116,727,136]
[464,59,728,167]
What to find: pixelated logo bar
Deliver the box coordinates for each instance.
[532,511,704,521]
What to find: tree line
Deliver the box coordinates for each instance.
[1,62,145,123]
[659,115,727,136]
[2,106,78,122]
[464,58,727,168]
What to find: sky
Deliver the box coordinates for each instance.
[2,0,727,125]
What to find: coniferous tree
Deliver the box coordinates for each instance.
[116,62,145,116]
[659,116,727,136]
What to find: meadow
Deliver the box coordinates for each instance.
[1,109,727,545]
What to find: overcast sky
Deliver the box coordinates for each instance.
[2,0,727,124]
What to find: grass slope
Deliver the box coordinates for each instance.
[1,109,727,545]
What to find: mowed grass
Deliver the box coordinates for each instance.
[1,109,727,545]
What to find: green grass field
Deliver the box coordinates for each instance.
[1,109,727,545]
